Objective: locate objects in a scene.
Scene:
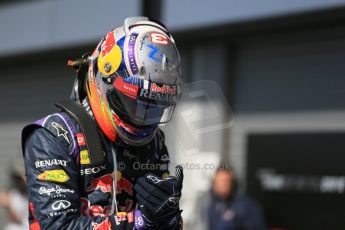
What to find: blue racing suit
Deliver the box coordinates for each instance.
[22,110,178,230]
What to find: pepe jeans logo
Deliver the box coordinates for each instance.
[51,200,71,211]
[39,185,75,196]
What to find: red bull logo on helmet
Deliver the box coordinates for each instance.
[97,30,122,76]
[85,174,113,193]
[150,83,177,94]
[101,31,116,58]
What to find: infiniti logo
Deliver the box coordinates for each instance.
[52,200,71,211]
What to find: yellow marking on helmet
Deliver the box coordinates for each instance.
[97,44,122,76]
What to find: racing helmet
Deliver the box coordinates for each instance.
[86,17,182,146]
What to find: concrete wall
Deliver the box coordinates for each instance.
[2,0,345,56]
[163,0,345,30]
[0,0,140,57]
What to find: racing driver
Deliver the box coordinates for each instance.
[22,17,184,230]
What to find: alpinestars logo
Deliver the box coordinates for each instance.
[51,122,70,144]
[147,175,164,184]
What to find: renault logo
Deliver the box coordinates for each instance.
[52,200,71,211]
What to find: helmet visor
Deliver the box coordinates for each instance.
[108,76,181,126]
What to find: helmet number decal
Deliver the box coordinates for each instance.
[150,32,168,45]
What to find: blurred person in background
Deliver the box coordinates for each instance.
[195,165,267,230]
[21,17,184,230]
[0,158,29,230]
